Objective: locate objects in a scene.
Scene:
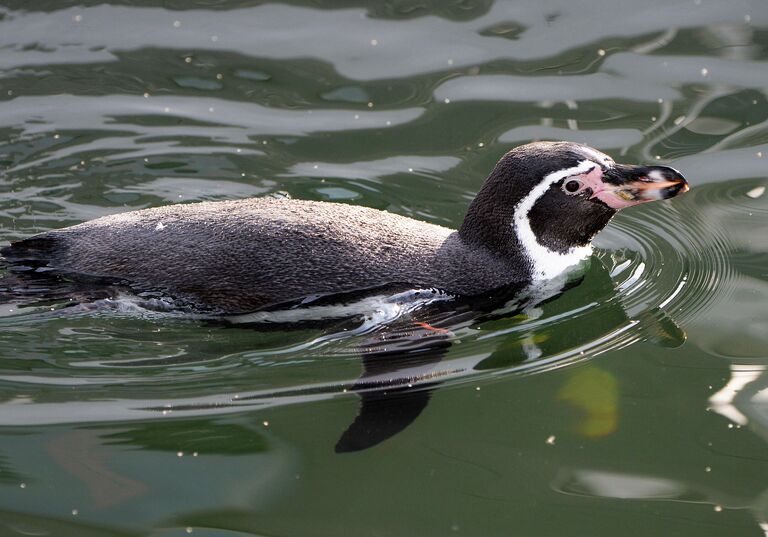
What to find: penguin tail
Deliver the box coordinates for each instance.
[1,234,62,270]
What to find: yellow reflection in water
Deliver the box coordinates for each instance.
[558,365,618,438]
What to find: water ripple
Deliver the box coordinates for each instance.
[0,181,741,425]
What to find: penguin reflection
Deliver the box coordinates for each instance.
[231,256,684,453]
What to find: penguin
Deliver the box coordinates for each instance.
[0,141,688,316]
[0,141,690,452]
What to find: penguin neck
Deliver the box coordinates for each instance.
[458,178,524,261]
[458,159,598,281]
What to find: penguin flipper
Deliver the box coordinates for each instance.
[334,321,452,453]
[335,388,433,453]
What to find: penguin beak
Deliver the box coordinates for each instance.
[592,165,689,210]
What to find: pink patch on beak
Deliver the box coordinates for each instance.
[578,166,606,193]
[566,166,633,209]
[566,162,689,210]
[585,168,687,210]
[591,185,642,210]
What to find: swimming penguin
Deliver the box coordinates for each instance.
[1,141,688,315]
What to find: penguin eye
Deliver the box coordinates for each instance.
[563,179,582,194]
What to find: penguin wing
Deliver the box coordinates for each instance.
[335,319,453,453]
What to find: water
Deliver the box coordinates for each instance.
[1,0,767,535]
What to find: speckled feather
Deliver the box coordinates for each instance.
[1,197,525,313]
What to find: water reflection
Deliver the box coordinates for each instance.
[1,0,767,534]
[0,247,688,456]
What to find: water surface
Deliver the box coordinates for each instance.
[1,1,768,536]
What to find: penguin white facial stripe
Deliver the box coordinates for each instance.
[513,160,596,281]
[577,146,614,167]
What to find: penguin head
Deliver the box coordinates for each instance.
[460,141,689,280]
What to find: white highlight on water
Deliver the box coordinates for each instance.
[709,364,765,426]
[225,288,453,325]
[658,279,687,309]
[747,186,765,199]
[512,159,596,281]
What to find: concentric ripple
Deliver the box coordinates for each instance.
[0,0,761,432]
[0,180,742,426]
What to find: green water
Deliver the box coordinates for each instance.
[1,1,768,535]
